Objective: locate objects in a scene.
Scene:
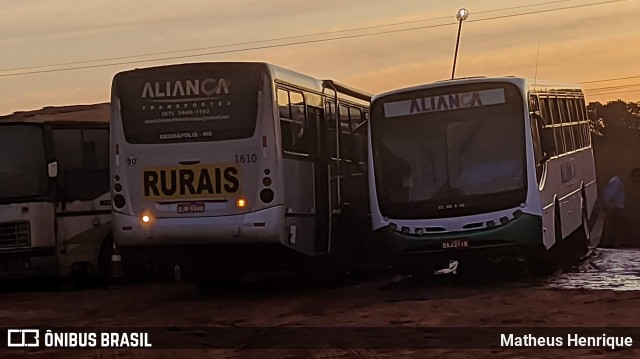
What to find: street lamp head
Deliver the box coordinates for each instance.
[456,8,469,21]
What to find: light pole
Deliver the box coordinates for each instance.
[451,8,469,80]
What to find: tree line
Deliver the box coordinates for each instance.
[587,100,640,137]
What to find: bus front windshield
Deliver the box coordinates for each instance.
[0,125,48,201]
[371,83,527,219]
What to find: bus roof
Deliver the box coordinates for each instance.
[372,76,583,102]
[269,64,371,104]
[114,61,371,106]
[0,103,110,124]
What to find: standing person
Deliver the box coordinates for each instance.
[602,176,625,247]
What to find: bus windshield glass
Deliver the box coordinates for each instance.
[0,125,48,200]
[115,63,263,144]
[371,82,527,219]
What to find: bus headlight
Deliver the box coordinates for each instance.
[141,214,152,224]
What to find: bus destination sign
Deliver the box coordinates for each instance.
[383,88,506,118]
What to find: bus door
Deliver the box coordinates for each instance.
[308,106,331,255]
[325,101,341,252]
[279,88,324,257]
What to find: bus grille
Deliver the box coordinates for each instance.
[0,221,30,248]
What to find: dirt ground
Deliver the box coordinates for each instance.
[2,250,640,359]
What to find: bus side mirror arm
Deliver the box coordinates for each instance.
[530,111,544,123]
[530,111,551,164]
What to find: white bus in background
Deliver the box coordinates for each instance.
[368,77,596,274]
[110,62,372,285]
[0,106,112,281]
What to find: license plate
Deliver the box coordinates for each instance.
[177,202,205,213]
[442,239,469,249]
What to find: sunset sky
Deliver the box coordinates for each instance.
[1,0,639,115]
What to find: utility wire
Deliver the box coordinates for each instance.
[0,0,626,78]
[584,83,640,93]
[584,89,640,97]
[581,74,640,84]
[0,0,583,73]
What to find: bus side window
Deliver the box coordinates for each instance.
[325,101,338,159]
[579,97,591,147]
[530,117,544,182]
[277,88,292,151]
[277,88,291,119]
[568,98,583,149]
[530,94,540,112]
[357,111,369,163]
[538,97,556,157]
[529,95,544,183]
[82,129,109,170]
[278,88,309,155]
[339,105,352,160]
[549,97,565,155]
[559,97,574,152]
[582,99,590,147]
[81,128,110,197]
[576,97,587,148]
[349,107,364,163]
[52,128,109,201]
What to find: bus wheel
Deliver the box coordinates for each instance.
[527,249,556,276]
[554,211,575,271]
[69,262,90,289]
[580,206,590,252]
[97,235,113,283]
[196,273,243,290]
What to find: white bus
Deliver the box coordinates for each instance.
[0,105,113,281]
[368,77,597,273]
[110,62,372,284]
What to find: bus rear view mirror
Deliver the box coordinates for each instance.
[48,161,58,178]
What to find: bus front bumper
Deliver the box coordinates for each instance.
[0,247,57,279]
[113,205,284,247]
[375,213,544,270]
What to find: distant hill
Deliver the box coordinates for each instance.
[0,103,110,123]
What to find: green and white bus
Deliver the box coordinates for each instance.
[368,77,596,273]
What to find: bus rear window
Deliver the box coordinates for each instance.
[115,63,263,144]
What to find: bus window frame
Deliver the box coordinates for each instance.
[277,86,312,157]
[528,94,545,183]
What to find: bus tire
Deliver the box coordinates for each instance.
[528,211,562,276]
[97,235,113,283]
[581,197,590,239]
[554,208,575,271]
[69,262,90,289]
[527,249,556,276]
[195,273,243,290]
